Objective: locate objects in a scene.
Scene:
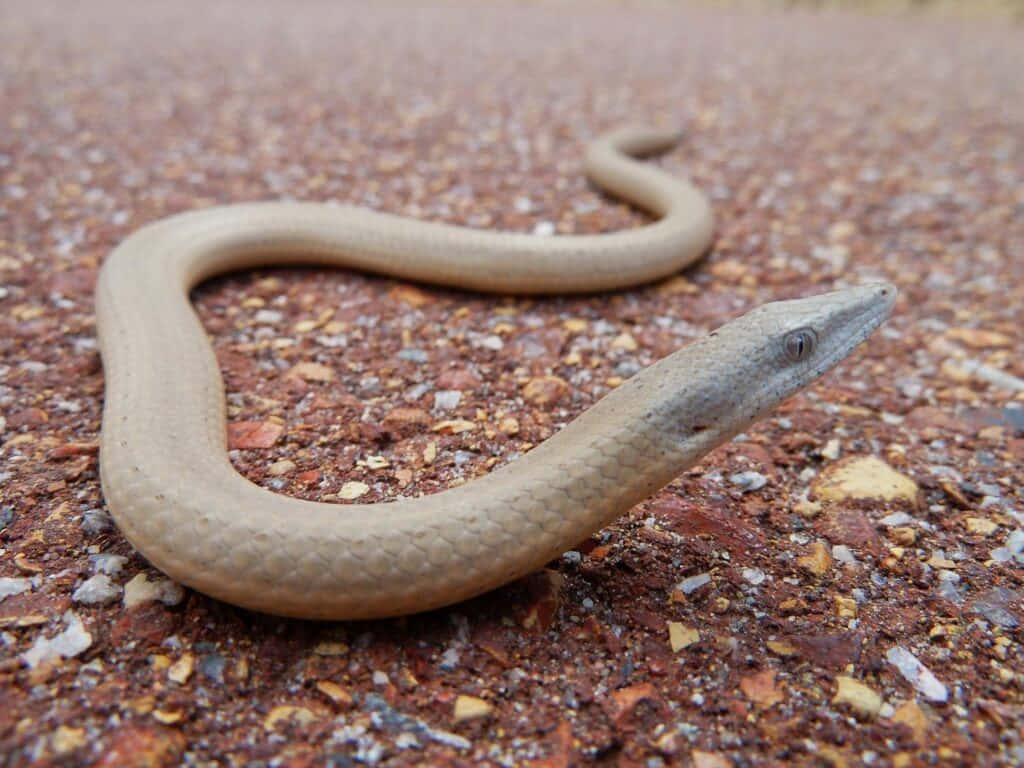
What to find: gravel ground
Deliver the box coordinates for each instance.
[1,1,1022,766]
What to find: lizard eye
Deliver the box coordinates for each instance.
[783,328,817,362]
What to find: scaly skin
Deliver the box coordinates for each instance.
[95,127,896,619]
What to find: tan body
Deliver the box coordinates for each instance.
[96,127,894,619]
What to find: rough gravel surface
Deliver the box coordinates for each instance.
[1,1,1023,766]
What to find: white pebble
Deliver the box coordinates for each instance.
[990,547,1014,563]
[476,334,504,351]
[1005,529,1024,555]
[729,471,767,492]
[123,573,185,608]
[253,309,283,325]
[0,577,31,600]
[91,554,128,575]
[742,568,766,585]
[885,646,948,703]
[678,572,711,594]
[72,574,121,605]
[879,512,914,527]
[433,390,462,410]
[439,646,460,671]
[21,611,92,668]
[832,545,858,565]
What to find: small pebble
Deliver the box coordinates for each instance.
[252,309,283,325]
[832,545,858,566]
[478,334,503,350]
[267,459,296,476]
[123,573,185,609]
[885,646,948,703]
[832,676,883,718]
[72,574,121,605]
[168,653,195,684]
[81,509,113,535]
[741,567,766,585]
[879,512,915,527]
[677,573,712,595]
[338,482,370,500]
[453,695,494,723]
[21,611,92,668]
[813,456,918,503]
[729,471,767,492]
[397,348,428,363]
[668,622,699,652]
[433,390,462,410]
[0,577,31,600]
[970,588,1021,629]
[91,553,128,575]
[200,654,227,684]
